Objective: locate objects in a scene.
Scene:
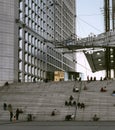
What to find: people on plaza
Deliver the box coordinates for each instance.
[69,95,74,101]
[80,103,85,110]
[73,101,76,106]
[77,102,85,110]
[112,90,115,96]
[77,102,81,109]
[65,114,74,121]
[100,87,107,92]
[100,77,103,81]
[3,103,7,110]
[71,113,75,120]
[10,111,13,121]
[16,108,20,120]
[92,114,99,121]
[7,104,13,121]
[112,90,115,94]
[51,110,55,116]
[65,100,68,106]
[69,100,72,106]
[51,109,57,116]
[73,87,79,92]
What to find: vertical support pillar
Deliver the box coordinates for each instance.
[104,0,111,78]
[113,48,115,78]
[105,47,111,78]
[112,0,115,78]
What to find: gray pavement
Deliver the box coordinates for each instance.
[0,121,115,130]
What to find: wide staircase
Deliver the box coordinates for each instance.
[77,80,115,121]
[0,80,115,121]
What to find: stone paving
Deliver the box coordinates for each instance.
[0,121,115,130]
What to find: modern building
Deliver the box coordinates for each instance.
[103,0,115,78]
[84,0,115,79]
[0,0,76,84]
[112,0,115,30]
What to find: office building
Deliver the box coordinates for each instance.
[103,0,115,78]
[0,0,76,84]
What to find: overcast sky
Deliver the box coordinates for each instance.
[76,0,105,80]
[76,0,104,38]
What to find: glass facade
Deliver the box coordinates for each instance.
[18,0,76,82]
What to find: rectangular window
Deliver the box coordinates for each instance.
[19,39,23,49]
[19,28,23,38]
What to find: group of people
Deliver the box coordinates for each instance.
[65,95,76,106]
[87,76,109,82]
[87,76,97,82]
[3,103,23,121]
[77,102,85,110]
[65,96,85,110]
[65,113,75,121]
[100,86,107,92]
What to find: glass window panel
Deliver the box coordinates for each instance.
[25,31,28,41]
[19,50,23,60]
[25,43,28,52]
[29,45,31,53]
[32,67,34,75]
[29,34,31,43]
[19,1,23,11]
[25,0,28,5]
[25,74,28,82]
[32,47,34,55]
[19,62,22,71]
[32,57,34,64]
[29,65,31,73]
[19,72,23,81]
[25,53,28,62]
[29,55,31,63]
[25,64,28,72]
[19,39,23,48]
[19,28,23,38]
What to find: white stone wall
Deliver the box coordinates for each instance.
[0,0,18,84]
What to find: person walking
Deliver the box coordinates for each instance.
[10,111,13,121]
[3,103,7,110]
[8,104,13,121]
[16,108,20,120]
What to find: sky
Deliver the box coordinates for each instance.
[77,0,104,37]
[76,0,106,80]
